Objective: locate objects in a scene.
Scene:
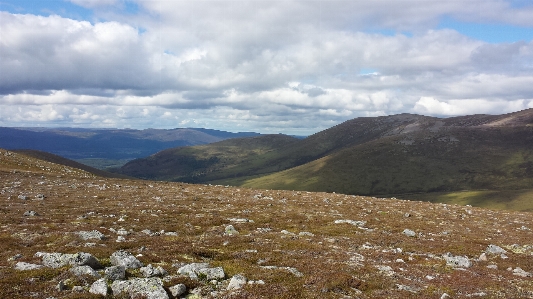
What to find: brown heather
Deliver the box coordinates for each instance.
[1,149,533,298]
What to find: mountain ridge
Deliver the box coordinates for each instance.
[117,109,533,208]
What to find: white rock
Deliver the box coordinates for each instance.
[227,274,247,290]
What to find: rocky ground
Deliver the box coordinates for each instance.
[1,148,533,298]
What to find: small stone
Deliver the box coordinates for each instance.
[116,236,126,242]
[403,229,416,237]
[487,264,498,269]
[57,281,67,292]
[14,262,43,271]
[513,267,532,277]
[479,253,487,261]
[72,286,84,292]
[105,265,126,281]
[334,219,366,227]
[23,210,38,217]
[177,263,210,279]
[441,293,451,299]
[197,266,225,280]
[110,250,143,269]
[140,264,168,278]
[227,274,247,290]
[90,278,109,296]
[443,252,472,268]
[76,230,106,240]
[225,225,239,236]
[486,245,507,255]
[18,194,28,200]
[8,254,23,261]
[70,265,101,278]
[169,284,187,297]
[111,277,169,299]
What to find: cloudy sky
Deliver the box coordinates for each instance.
[1,0,533,135]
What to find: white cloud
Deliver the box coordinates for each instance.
[1,1,533,134]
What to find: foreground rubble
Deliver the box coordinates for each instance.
[1,149,533,298]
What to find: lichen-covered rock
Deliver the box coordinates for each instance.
[14,262,43,271]
[110,250,143,269]
[169,283,187,297]
[70,265,101,278]
[227,274,247,290]
[76,230,106,241]
[105,265,126,281]
[403,229,416,237]
[225,225,239,236]
[111,277,168,299]
[89,278,108,296]
[486,244,507,255]
[443,252,472,268]
[177,263,210,279]
[140,264,168,277]
[35,252,101,269]
[197,266,225,280]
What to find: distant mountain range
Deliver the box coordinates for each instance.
[0,127,261,168]
[116,109,533,202]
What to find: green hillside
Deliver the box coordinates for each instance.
[118,109,533,210]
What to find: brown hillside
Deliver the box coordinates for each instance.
[1,148,533,298]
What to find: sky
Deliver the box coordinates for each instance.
[1,0,533,135]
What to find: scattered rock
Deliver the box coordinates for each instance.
[486,244,507,255]
[76,230,106,241]
[512,267,532,277]
[14,262,43,271]
[334,219,366,227]
[71,286,84,292]
[18,194,28,200]
[403,229,416,237]
[110,250,143,269]
[227,274,247,290]
[105,265,126,281]
[70,265,101,278]
[298,231,315,237]
[23,210,38,217]
[169,284,187,297]
[177,263,225,280]
[140,264,168,277]
[225,225,239,236]
[197,266,225,280]
[35,194,46,200]
[89,278,108,296]
[36,252,101,269]
[111,277,169,299]
[443,252,472,268]
[8,253,23,261]
[478,253,487,261]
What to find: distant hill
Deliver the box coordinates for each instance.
[12,149,132,179]
[0,127,260,168]
[117,109,533,205]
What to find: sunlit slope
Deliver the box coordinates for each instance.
[240,126,533,196]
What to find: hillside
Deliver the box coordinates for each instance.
[12,149,132,179]
[118,109,533,210]
[118,134,300,182]
[2,148,533,298]
[0,127,260,169]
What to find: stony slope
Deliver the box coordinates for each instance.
[2,149,533,298]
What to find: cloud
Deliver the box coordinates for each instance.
[1,1,533,134]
